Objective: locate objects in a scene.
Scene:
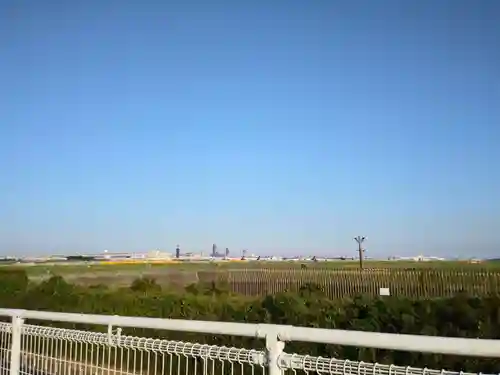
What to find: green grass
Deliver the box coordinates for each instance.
[2,259,499,297]
[1,258,495,278]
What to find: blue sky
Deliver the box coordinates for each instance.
[0,0,498,258]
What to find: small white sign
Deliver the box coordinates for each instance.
[379,288,390,296]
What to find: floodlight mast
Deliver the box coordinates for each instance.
[354,236,366,270]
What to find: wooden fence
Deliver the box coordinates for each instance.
[196,268,500,299]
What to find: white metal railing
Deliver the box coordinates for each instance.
[0,309,498,375]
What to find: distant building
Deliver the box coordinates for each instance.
[94,252,132,261]
[146,250,172,260]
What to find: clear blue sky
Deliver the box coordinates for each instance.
[1,0,498,258]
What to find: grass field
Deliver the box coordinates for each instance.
[2,259,498,297]
[3,258,497,277]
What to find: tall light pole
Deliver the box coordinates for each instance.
[354,236,366,269]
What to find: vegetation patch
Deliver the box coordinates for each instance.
[0,269,499,372]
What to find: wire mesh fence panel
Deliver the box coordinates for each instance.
[18,325,267,375]
[279,353,492,375]
[0,322,12,375]
[0,321,496,375]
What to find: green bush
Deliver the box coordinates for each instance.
[0,274,498,373]
[130,276,162,293]
[0,269,29,298]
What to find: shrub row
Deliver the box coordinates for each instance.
[0,270,499,373]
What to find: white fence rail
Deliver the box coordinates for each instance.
[0,309,498,375]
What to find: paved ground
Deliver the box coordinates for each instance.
[19,351,137,375]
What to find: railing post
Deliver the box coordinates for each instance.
[10,315,24,375]
[266,331,285,375]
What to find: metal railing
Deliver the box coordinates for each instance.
[0,309,498,375]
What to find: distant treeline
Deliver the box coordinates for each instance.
[66,255,96,261]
